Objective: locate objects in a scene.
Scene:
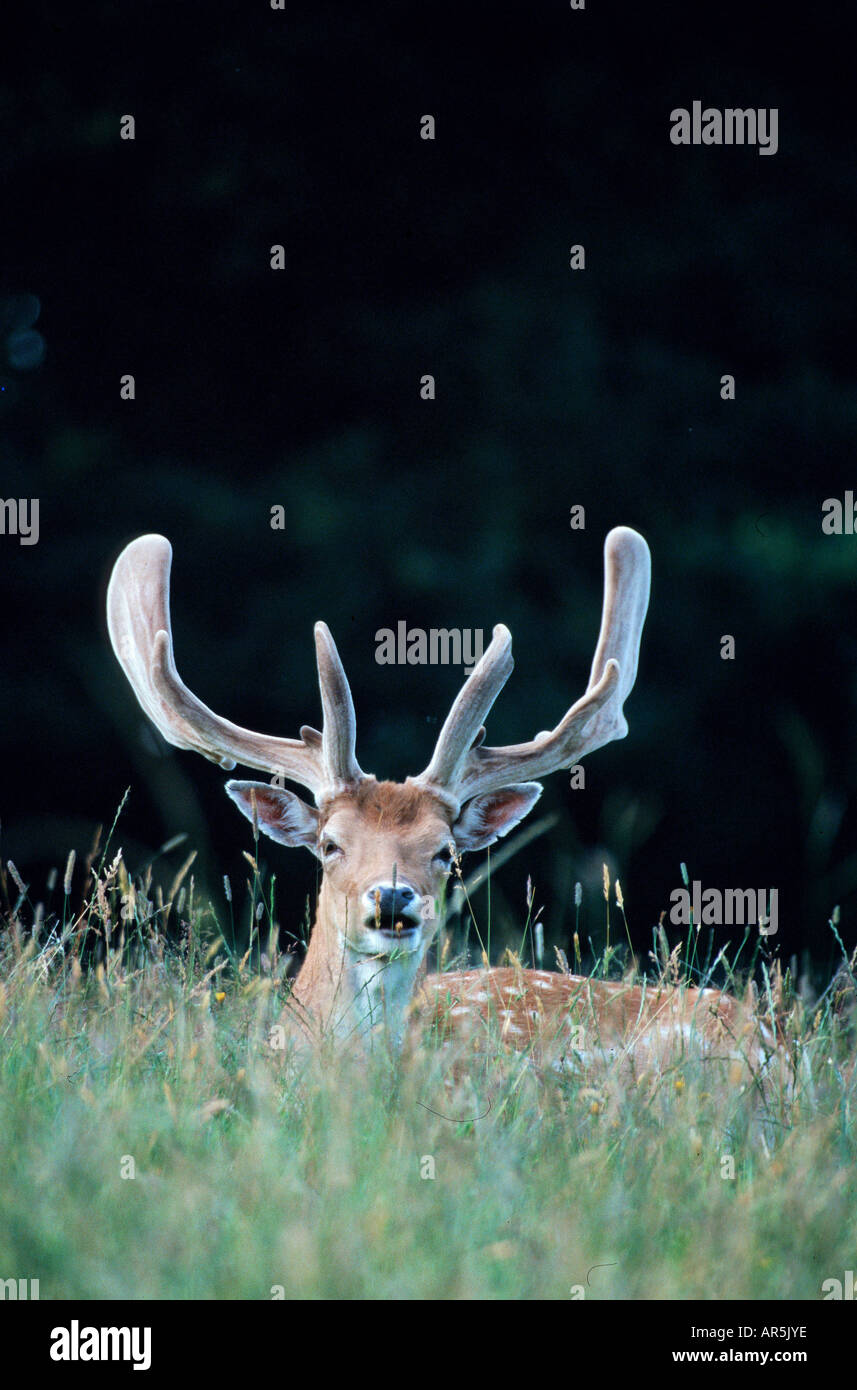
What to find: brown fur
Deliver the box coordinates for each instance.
[324,780,453,832]
[414,966,782,1081]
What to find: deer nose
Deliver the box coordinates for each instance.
[363,883,419,928]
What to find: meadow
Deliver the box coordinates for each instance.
[1,819,855,1302]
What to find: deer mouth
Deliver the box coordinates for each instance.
[374,920,421,937]
[363,911,423,939]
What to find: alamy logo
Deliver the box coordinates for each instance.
[670,881,778,936]
[670,103,778,156]
[375,623,484,672]
[50,1320,152,1371]
[0,497,39,545]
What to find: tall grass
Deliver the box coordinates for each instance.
[0,838,855,1301]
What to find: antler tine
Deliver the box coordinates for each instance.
[107,534,345,802]
[410,624,514,795]
[314,621,366,795]
[580,526,652,748]
[414,527,651,807]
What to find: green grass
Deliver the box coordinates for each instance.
[0,846,855,1301]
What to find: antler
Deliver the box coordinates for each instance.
[410,527,651,807]
[106,534,365,802]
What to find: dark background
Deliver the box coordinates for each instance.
[1,2,855,983]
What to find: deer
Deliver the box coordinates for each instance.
[106,527,782,1081]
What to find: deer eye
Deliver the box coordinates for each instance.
[322,839,343,859]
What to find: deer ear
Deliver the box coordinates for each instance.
[225,781,320,855]
[453,783,543,853]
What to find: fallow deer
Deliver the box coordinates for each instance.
[106,528,779,1078]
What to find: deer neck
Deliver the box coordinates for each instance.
[290,885,426,1050]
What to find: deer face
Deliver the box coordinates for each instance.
[315,784,454,957]
[225,777,543,960]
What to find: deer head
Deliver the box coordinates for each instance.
[106,527,651,1048]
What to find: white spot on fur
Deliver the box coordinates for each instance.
[657,1023,693,1041]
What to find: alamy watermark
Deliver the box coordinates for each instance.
[0,497,39,545]
[1,1277,39,1299]
[821,1270,856,1300]
[670,881,778,936]
[670,103,778,157]
[375,623,484,673]
[821,492,857,534]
